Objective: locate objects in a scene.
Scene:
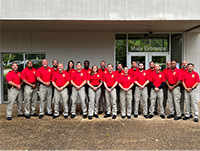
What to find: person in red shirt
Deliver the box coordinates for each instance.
[128,60,141,115]
[70,62,87,119]
[115,63,124,115]
[182,63,200,122]
[146,61,157,115]
[36,59,53,118]
[52,63,70,119]
[162,61,171,112]
[21,60,38,118]
[148,64,165,119]
[103,63,118,119]
[66,60,75,115]
[98,60,108,114]
[134,62,149,119]
[6,63,24,120]
[87,65,103,120]
[118,67,134,119]
[166,60,182,120]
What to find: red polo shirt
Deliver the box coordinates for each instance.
[180,68,188,77]
[135,70,149,85]
[81,68,92,78]
[71,70,87,86]
[66,68,76,78]
[166,68,182,85]
[6,70,21,85]
[162,68,171,78]
[182,71,200,88]
[21,67,37,83]
[98,68,108,78]
[103,71,118,87]
[87,73,102,86]
[128,67,139,79]
[36,66,53,82]
[119,74,134,88]
[51,67,58,74]
[150,71,165,87]
[146,68,155,77]
[115,70,124,78]
[52,71,70,87]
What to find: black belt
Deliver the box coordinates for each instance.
[93,85,99,87]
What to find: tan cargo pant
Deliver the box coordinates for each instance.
[149,88,164,115]
[184,89,199,119]
[39,84,52,115]
[105,88,117,115]
[71,86,87,115]
[168,86,181,117]
[7,88,23,117]
[134,86,148,115]
[24,85,38,116]
[120,89,132,116]
[54,88,68,116]
[88,87,101,116]
[99,85,107,112]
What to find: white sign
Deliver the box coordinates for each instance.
[131,46,166,51]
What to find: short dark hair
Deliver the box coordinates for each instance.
[52,59,58,64]
[149,61,154,65]
[84,60,90,64]
[11,62,18,66]
[107,63,113,67]
[76,61,82,66]
[101,60,106,64]
[138,62,144,66]
[187,63,194,67]
[132,60,136,64]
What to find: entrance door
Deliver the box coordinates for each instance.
[127,52,169,70]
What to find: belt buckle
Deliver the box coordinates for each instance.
[11,86,14,89]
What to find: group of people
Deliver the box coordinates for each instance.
[6,59,200,122]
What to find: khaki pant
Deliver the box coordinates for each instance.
[149,88,164,115]
[134,86,148,115]
[54,88,68,116]
[71,86,87,115]
[105,88,117,115]
[185,89,199,119]
[99,85,107,112]
[24,85,38,116]
[88,87,101,116]
[132,85,141,113]
[7,88,23,117]
[120,89,132,116]
[168,86,181,117]
[39,84,52,115]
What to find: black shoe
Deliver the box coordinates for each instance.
[112,115,116,119]
[71,115,76,119]
[39,115,43,119]
[127,116,131,119]
[131,111,134,115]
[190,114,193,118]
[88,116,92,120]
[30,113,38,117]
[59,111,62,115]
[194,118,198,122]
[154,111,158,115]
[174,116,181,120]
[104,114,111,118]
[117,111,120,115]
[167,114,175,118]
[68,112,71,115]
[98,111,103,114]
[94,114,99,118]
[25,115,30,119]
[160,115,165,119]
[45,112,47,115]
[181,113,185,117]
[148,115,153,118]
[182,116,190,120]
[64,115,68,119]
[105,111,108,115]
[138,111,141,115]
[144,115,148,118]
[18,114,25,117]
[83,115,87,119]
[134,114,138,118]
[53,115,59,119]
[80,111,83,115]
[7,117,12,120]
[47,113,53,116]
[122,116,125,119]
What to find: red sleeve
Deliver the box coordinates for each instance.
[21,69,26,80]
[71,72,75,81]
[36,68,41,78]
[131,75,135,83]
[6,72,12,82]
[87,74,91,81]
[146,72,150,81]
[118,75,122,84]
[51,73,55,82]
[115,73,118,82]
[196,73,200,83]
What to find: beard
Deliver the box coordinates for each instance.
[139,68,143,71]
[85,66,89,70]
[53,65,58,68]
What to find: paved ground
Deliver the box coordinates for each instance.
[0,103,200,150]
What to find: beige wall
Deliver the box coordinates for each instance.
[0,31,114,103]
